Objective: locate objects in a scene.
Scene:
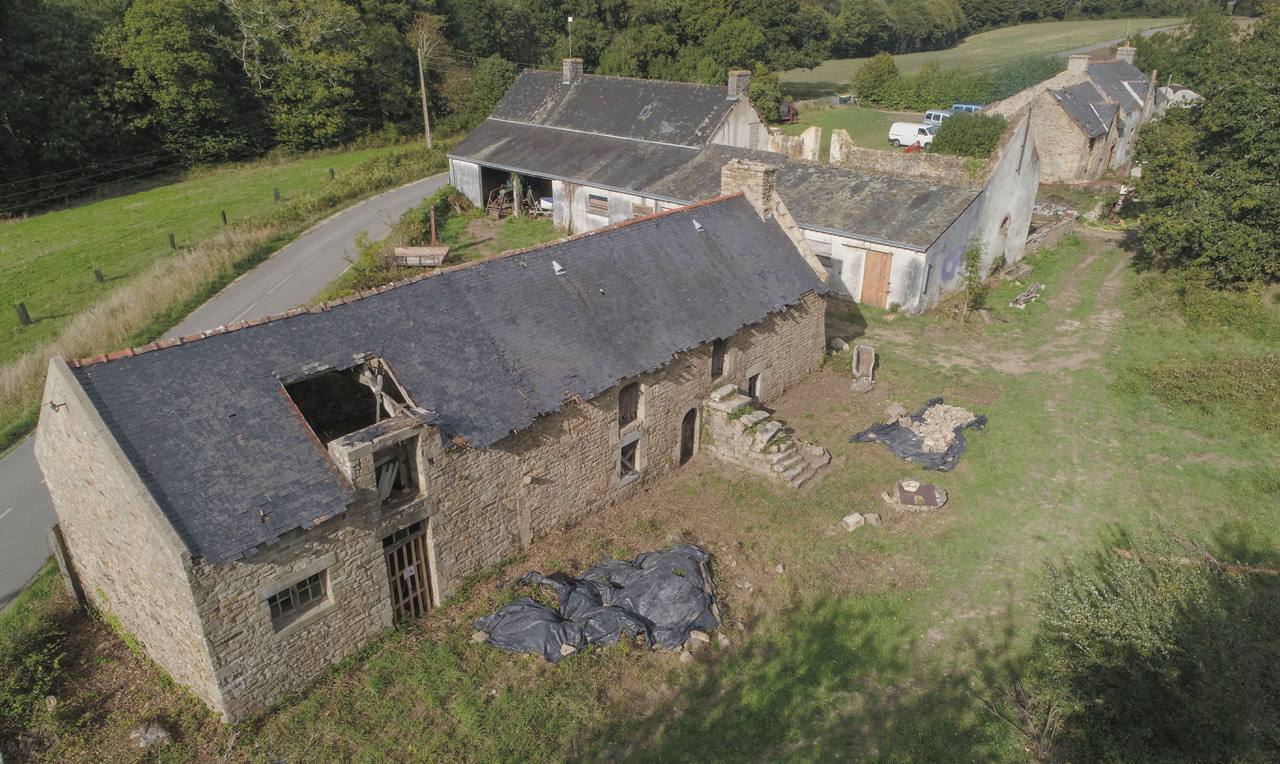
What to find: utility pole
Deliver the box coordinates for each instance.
[417,33,436,149]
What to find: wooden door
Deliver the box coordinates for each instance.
[860,250,893,309]
[383,521,431,621]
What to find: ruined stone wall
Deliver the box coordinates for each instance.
[185,290,825,721]
[828,129,972,185]
[1024,217,1077,255]
[35,360,222,715]
[1026,92,1094,182]
[766,126,821,162]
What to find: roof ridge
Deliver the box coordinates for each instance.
[522,68,727,92]
[69,193,746,370]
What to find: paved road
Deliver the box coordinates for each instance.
[168,173,449,338]
[1056,25,1178,58]
[0,172,449,613]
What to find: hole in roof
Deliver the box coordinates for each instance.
[282,361,409,444]
[639,105,652,118]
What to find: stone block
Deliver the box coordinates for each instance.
[841,513,865,531]
[864,513,882,527]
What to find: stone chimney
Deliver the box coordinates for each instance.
[727,70,752,99]
[1116,44,1137,65]
[1141,69,1158,123]
[562,58,583,84]
[1067,54,1090,73]
[721,159,775,219]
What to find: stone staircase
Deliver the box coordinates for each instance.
[702,384,831,489]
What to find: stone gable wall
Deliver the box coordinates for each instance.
[184,289,825,721]
[35,360,222,714]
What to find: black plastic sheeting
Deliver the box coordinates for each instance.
[849,397,987,472]
[473,545,721,663]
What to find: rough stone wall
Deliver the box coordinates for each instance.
[828,129,971,185]
[35,360,222,715]
[767,126,820,162]
[1027,91,1094,182]
[182,290,825,721]
[1024,217,1077,254]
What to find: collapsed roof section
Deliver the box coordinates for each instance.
[68,195,825,564]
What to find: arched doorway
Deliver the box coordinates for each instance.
[680,409,697,464]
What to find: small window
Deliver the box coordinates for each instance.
[632,203,654,218]
[710,338,725,379]
[620,441,638,478]
[588,194,608,214]
[618,382,640,428]
[267,571,327,627]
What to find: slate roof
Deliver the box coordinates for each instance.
[489,70,737,147]
[71,196,825,565]
[1085,60,1157,114]
[451,124,978,251]
[1050,82,1118,137]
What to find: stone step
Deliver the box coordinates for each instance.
[707,394,753,413]
[772,453,802,473]
[710,384,738,402]
[781,462,806,482]
[765,445,796,464]
[741,410,771,427]
[789,466,818,489]
[753,421,783,449]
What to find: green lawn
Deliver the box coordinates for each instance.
[0,145,414,365]
[5,229,1280,761]
[782,17,1182,98]
[780,106,925,159]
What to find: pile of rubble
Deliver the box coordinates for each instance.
[895,402,977,453]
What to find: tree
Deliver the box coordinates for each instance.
[1136,6,1280,285]
[851,51,898,101]
[471,54,518,117]
[110,0,263,165]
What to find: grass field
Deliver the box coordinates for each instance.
[5,225,1279,762]
[0,145,414,366]
[779,106,925,159]
[781,17,1182,98]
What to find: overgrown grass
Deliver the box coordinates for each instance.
[781,17,1182,97]
[0,145,451,453]
[0,560,68,738]
[779,106,922,159]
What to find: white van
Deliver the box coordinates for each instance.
[923,109,954,127]
[888,122,935,148]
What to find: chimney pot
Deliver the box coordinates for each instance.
[562,58,584,84]
[1116,45,1137,65]
[1067,54,1091,73]
[727,70,752,99]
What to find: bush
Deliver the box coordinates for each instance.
[1036,537,1280,761]
[851,52,899,102]
[929,113,1008,158]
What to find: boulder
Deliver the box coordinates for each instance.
[864,513,882,527]
[885,404,908,422]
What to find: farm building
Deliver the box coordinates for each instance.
[985,48,1164,182]
[449,61,1039,314]
[34,179,827,723]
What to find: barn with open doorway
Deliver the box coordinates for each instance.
[34,191,826,724]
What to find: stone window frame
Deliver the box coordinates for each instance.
[587,193,609,215]
[618,381,642,430]
[710,338,726,380]
[743,362,770,401]
[260,552,338,640]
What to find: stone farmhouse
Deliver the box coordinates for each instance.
[449,61,1039,314]
[34,179,827,723]
[985,47,1165,182]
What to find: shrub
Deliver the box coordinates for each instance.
[851,51,899,102]
[929,113,1008,158]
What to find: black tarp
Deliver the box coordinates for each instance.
[849,397,987,472]
[473,545,720,662]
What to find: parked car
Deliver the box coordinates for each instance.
[923,109,955,127]
[951,103,983,114]
[888,122,935,147]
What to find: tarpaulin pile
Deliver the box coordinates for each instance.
[472,545,720,662]
[850,397,987,472]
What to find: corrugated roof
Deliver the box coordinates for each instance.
[489,70,736,147]
[71,197,824,565]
